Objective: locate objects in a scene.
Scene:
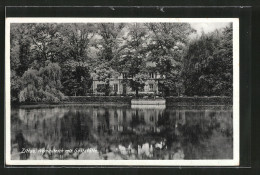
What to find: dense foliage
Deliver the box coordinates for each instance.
[10,23,233,103]
[19,61,65,102]
[183,24,233,96]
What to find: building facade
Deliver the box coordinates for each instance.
[92,72,164,95]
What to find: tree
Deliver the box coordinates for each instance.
[216,23,233,96]
[145,23,195,96]
[27,24,65,67]
[10,24,34,77]
[62,61,92,96]
[59,24,96,62]
[10,22,233,101]
[113,23,149,96]
[130,73,149,96]
[11,71,22,103]
[92,62,119,96]
[183,24,233,96]
[19,61,65,102]
[90,23,126,95]
[95,23,125,62]
[58,24,96,96]
[10,24,31,102]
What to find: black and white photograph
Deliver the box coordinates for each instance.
[5,18,239,166]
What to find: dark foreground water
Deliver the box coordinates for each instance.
[11,105,233,160]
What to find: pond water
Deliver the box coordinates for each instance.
[11,105,233,160]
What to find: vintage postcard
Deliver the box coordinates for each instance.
[5,18,239,166]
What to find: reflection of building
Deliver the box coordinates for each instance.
[176,110,186,125]
[92,71,165,95]
[12,107,233,160]
[92,108,164,134]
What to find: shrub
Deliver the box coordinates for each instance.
[18,62,65,103]
[19,84,37,102]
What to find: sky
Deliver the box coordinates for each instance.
[190,22,230,35]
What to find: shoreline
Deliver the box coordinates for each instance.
[13,103,233,111]
[12,96,233,109]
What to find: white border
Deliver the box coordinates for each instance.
[5,18,239,166]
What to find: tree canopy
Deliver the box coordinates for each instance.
[183,24,233,96]
[10,23,233,103]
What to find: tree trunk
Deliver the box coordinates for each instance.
[135,88,139,97]
[105,83,110,96]
[123,83,126,96]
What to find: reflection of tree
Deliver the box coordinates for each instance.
[105,109,111,134]
[74,112,85,143]
[177,111,232,159]
[157,110,178,150]
[15,132,30,160]
[96,108,111,135]
[130,109,146,129]
[60,110,93,149]
[11,107,233,160]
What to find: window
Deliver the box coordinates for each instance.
[149,84,154,91]
[114,84,118,92]
[149,73,154,78]
[97,84,105,92]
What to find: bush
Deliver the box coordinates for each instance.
[19,84,38,102]
[18,62,65,103]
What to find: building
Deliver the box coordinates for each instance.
[92,72,165,95]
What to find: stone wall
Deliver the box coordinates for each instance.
[63,96,232,105]
[63,96,132,104]
[17,96,232,106]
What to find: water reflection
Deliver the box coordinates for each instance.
[11,105,233,160]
